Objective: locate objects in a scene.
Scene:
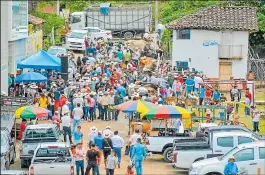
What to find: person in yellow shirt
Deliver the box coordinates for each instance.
[39,93,48,109]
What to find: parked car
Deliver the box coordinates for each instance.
[82,26,112,40]
[1,129,16,170]
[1,170,26,175]
[47,46,67,57]
[189,141,265,175]
[144,123,217,163]
[19,124,66,168]
[66,30,87,51]
[29,142,74,175]
[172,131,261,169]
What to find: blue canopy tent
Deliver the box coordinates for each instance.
[15,72,47,83]
[17,50,61,71]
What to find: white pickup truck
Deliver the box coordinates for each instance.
[189,141,265,175]
[29,143,74,175]
[172,131,261,169]
[145,123,217,163]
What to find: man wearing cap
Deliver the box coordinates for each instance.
[224,156,238,175]
[75,142,86,175]
[100,92,109,121]
[94,131,104,150]
[61,101,70,119]
[72,103,84,133]
[61,109,72,144]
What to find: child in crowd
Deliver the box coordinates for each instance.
[106,150,118,175]
[125,165,135,175]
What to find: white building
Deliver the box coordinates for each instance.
[1,1,28,94]
[167,6,258,79]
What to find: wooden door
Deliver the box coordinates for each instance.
[219,62,232,80]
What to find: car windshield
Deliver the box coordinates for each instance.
[218,146,239,161]
[24,128,56,139]
[69,32,86,39]
[36,147,70,157]
[48,48,66,55]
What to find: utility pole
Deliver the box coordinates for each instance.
[154,0,158,51]
[57,0,60,16]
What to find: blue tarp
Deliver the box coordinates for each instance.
[17,50,61,71]
[15,71,47,83]
[100,3,110,15]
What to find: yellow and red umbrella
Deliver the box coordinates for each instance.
[15,106,50,119]
[143,105,191,119]
[116,100,157,113]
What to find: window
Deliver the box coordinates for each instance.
[70,15,81,24]
[234,148,254,162]
[259,147,265,159]
[87,29,99,33]
[176,29,190,40]
[36,147,70,157]
[217,137,234,147]
[238,137,254,145]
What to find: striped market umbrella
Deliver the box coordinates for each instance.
[116,100,157,113]
[15,106,50,119]
[143,105,191,119]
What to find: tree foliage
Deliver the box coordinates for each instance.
[160,0,265,46]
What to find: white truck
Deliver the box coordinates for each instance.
[69,3,152,39]
[145,123,218,163]
[189,141,265,175]
[29,142,74,175]
[172,131,262,169]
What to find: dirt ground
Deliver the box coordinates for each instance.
[11,114,187,175]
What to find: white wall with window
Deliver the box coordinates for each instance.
[171,29,249,78]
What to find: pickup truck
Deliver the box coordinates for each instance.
[145,123,218,162]
[20,124,66,168]
[172,130,263,169]
[189,141,265,175]
[29,142,74,175]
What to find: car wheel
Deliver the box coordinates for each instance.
[163,147,173,163]
[10,150,16,164]
[21,160,27,168]
[123,32,134,39]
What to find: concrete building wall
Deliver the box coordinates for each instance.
[172,29,249,79]
[1,1,9,94]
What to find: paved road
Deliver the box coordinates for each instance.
[10,114,188,175]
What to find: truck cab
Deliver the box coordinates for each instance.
[69,12,86,30]
[189,141,265,175]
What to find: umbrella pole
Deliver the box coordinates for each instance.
[15,118,16,141]
[128,113,130,136]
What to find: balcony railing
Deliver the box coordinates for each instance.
[218,45,244,59]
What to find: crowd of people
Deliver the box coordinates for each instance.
[13,36,262,175]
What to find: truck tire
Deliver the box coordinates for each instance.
[21,160,27,168]
[123,32,134,39]
[163,147,173,163]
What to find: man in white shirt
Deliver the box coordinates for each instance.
[61,110,72,144]
[129,129,141,158]
[108,92,115,120]
[73,93,84,108]
[111,131,125,168]
[138,84,148,97]
[194,75,203,92]
[61,101,70,117]
[72,103,83,133]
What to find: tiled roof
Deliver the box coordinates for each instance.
[166,6,258,31]
[28,14,46,25]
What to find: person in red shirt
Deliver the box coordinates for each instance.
[125,165,135,175]
[60,94,68,108]
[19,119,27,140]
[95,146,102,175]
[110,74,115,86]
[205,88,213,104]
[245,88,252,102]
[177,75,184,84]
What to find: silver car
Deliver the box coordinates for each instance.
[47,46,67,57]
[1,130,16,170]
